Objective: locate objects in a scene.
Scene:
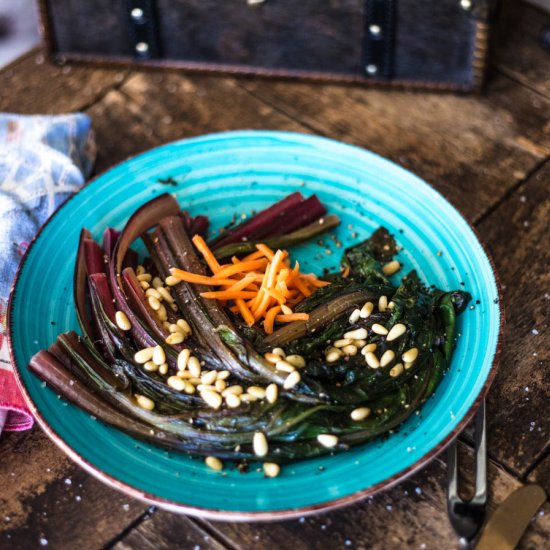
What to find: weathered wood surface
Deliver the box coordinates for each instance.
[0,0,548,548]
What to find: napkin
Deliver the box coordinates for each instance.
[0,113,95,435]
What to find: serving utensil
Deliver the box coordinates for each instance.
[447,399,487,548]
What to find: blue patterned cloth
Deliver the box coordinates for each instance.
[0,113,95,432]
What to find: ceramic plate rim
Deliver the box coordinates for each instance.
[7,130,504,521]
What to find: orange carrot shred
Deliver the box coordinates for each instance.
[200,290,257,300]
[170,268,234,286]
[275,313,310,323]
[213,259,268,280]
[255,243,275,260]
[263,305,281,334]
[192,235,222,273]
[236,299,255,326]
[293,276,312,297]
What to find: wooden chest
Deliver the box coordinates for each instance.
[39,0,497,91]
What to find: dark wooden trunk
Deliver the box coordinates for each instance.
[40,0,494,91]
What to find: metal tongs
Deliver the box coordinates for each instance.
[447,399,487,549]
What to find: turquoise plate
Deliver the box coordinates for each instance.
[8,131,502,520]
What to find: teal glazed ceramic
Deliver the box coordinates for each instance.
[8,131,502,520]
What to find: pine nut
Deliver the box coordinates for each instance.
[157,304,168,321]
[380,350,395,367]
[217,370,230,380]
[145,288,162,300]
[197,384,217,392]
[152,345,166,365]
[167,376,185,391]
[275,360,295,373]
[404,361,414,370]
[285,355,306,368]
[266,383,278,404]
[165,275,181,286]
[201,389,222,409]
[157,286,174,303]
[184,382,195,394]
[143,361,158,372]
[344,328,368,340]
[382,260,401,276]
[372,323,389,335]
[334,338,352,348]
[264,352,281,364]
[360,301,374,318]
[177,349,191,371]
[162,321,172,331]
[165,332,184,345]
[188,377,202,385]
[225,393,241,408]
[148,296,161,311]
[201,370,218,385]
[134,347,154,364]
[354,339,367,348]
[361,343,377,355]
[222,385,243,397]
[342,344,358,356]
[365,352,380,368]
[349,308,361,324]
[378,295,388,312]
[263,462,280,478]
[386,323,407,342]
[281,304,293,315]
[135,394,155,410]
[188,356,201,378]
[284,370,301,389]
[137,273,152,282]
[388,301,395,309]
[205,456,223,471]
[176,370,192,379]
[317,434,338,448]
[177,319,192,334]
[247,386,266,399]
[402,348,419,363]
[136,265,145,275]
[215,379,227,392]
[326,349,342,363]
[140,281,150,290]
[350,407,371,421]
[390,363,404,377]
[159,363,168,375]
[115,311,131,331]
[152,276,163,289]
[272,347,286,358]
[253,432,268,457]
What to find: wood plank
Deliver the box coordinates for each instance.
[474,160,550,476]
[0,428,147,549]
[0,48,128,114]
[236,72,550,224]
[86,72,309,174]
[492,0,550,98]
[113,513,228,550]
[131,442,549,550]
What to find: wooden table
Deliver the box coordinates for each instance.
[1,2,548,548]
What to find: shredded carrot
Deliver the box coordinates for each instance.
[263,305,282,334]
[293,276,312,298]
[213,259,268,280]
[170,268,234,286]
[275,313,310,323]
[302,273,331,287]
[255,243,275,260]
[200,290,257,300]
[192,235,222,273]
[242,249,265,261]
[172,237,327,332]
[236,299,255,326]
